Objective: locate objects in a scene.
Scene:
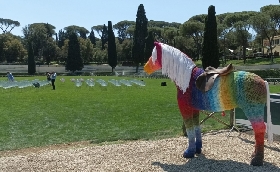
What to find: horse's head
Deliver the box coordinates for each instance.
[144,42,196,93]
[144,42,162,74]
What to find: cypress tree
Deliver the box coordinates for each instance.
[132,4,148,73]
[107,21,117,73]
[55,33,58,45]
[144,31,154,63]
[28,41,36,74]
[202,5,220,69]
[89,30,96,46]
[66,32,84,72]
[58,29,66,48]
[101,24,108,50]
[0,40,4,62]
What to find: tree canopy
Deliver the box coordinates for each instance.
[66,33,84,72]
[64,25,89,39]
[113,20,135,43]
[180,21,204,60]
[0,18,20,33]
[1,4,279,67]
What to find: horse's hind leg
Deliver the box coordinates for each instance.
[242,105,266,166]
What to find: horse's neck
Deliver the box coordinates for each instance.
[191,67,204,80]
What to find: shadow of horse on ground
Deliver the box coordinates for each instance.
[152,155,280,172]
[237,136,280,153]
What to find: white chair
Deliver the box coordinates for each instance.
[108,79,121,87]
[96,79,107,87]
[86,79,95,87]
[75,79,82,88]
[17,81,30,89]
[115,71,120,76]
[120,79,132,87]
[2,82,12,90]
[130,79,146,87]
[60,78,65,83]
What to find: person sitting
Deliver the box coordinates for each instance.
[7,72,14,82]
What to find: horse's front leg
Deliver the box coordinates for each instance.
[193,111,202,154]
[178,97,198,158]
[182,110,202,155]
[182,115,196,158]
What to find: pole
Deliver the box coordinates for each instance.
[265,81,273,143]
[229,109,234,127]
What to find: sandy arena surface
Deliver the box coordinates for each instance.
[0,130,279,172]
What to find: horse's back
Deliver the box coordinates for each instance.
[187,70,266,112]
[232,71,267,106]
[179,68,267,112]
[216,71,266,109]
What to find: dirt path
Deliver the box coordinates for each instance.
[0,131,279,172]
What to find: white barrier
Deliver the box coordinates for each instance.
[265,81,273,143]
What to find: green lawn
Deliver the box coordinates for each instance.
[0,76,181,151]
[269,85,280,94]
[0,76,279,151]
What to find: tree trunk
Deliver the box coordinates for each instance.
[270,46,273,63]
[223,37,226,65]
[242,44,247,64]
[135,64,139,73]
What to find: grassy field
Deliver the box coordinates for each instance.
[0,76,279,151]
[225,57,280,66]
[270,85,280,93]
[195,57,280,67]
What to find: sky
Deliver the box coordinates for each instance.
[1,0,279,37]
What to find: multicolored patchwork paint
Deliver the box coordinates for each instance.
[144,42,267,166]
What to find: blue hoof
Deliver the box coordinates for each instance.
[183,150,195,158]
[196,148,202,154]
[195,142,202,154]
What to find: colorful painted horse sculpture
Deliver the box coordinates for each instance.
[144,42,267,166]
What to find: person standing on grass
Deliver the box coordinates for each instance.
[7,72,14,81]
[51,71,57,90]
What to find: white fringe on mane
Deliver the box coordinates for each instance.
[152,43,196,93]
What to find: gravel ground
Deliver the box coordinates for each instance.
[0,130,279,172]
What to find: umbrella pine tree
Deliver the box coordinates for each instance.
[66,32,84,72]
